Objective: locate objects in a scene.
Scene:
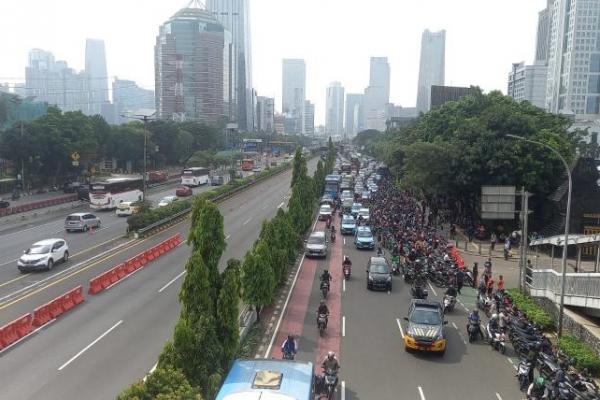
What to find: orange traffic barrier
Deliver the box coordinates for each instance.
[107,269,118,285]
[71,286,84,305]
[124,259,136,273]
[146,248,155,261]
[88,276,103,294]
[15,314,32,338]
[33,303,51,327]
[61,291,75,312]
[49,298,64,319]
[158,242,167,255]
[100,271,112,288]
[0,314,32,349]
[138,252,148,266]
[115,263,126,279]
[152,244,161,258]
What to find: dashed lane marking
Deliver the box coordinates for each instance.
[418,386,426,400]
[495,393,503,400]
[427,282,437,297]
[58,320,123,371]
[396,318,404,339]
[342,316,346,337]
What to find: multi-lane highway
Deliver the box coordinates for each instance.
[0,158,315,400]
[268,213,524,400]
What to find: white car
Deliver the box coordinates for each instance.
[17,239,69,272]
[358,208,371,222]
[158,196,178,207]
[318,204,333,221]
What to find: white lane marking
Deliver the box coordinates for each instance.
[343,279,346,292]
[343,237,346,245]
[342,316,346,337]
[342,381,346,400]
[277,201,284,209]
[0,220,61,238]
[0,318,56,355]
[452,322,458,330]
[158,270,187,293]
[265,254,305,358]
[242,217,253,226]
[495,393,503,400]
[225,234,231,240]
[0,258,19,267]
[58,320,123,371]
[418,386,426,400]
[312,218,318,230]
[143,362,159,382]
[0,239,135,303]
[427,282,438,297]
[396,318,405,339]
[507,357,518,370]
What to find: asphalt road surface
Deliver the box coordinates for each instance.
[0,159,315,400]
[269,212,525,400]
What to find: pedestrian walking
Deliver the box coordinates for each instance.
[456,269,464,295]
[484,258,492,279]
[467,226,474,242]
[490,232,497,251]
[486,277,495,297]
[497,275,505,294]
[472,262,479,288]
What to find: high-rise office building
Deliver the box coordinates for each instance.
[206,0,253,131]
[345,93,363,137]
[430,85,477,109]
[326,82,345,136]
[545,0,600,116]
[282,59,306,134]
[507,63,547,109]
[154,1,232,124]
[113,78,155,124]
[256,96,274,133]
[363,57,390,131]
[534,0,553,65]
[85,39,109,116]
[25,48,89,113]
[304,100,315,135]
[416,29,446,112]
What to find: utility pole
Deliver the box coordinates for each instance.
[518,187,532,291]
[121,113,156,202]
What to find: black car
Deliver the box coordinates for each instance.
[0,199,10,208]
[366,256,392,291]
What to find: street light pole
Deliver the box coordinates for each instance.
[506,134,572,338]
[121,113,156,202]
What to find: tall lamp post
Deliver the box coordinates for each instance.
[121,113,156,201]
[506,134,572,338]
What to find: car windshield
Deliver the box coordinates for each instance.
[342,218,355,224]
[27,245,51,255]
[352,204,362,210]
[359,210,369,215]
[370,263,389,274]
[65,215,81,221]
[357,230,372,238]
[411,309,442,325]
[307,236,324,245]
[320,205,331,212]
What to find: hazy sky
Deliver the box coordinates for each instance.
[0,0,546,125]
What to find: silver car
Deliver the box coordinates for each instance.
[305,231,328,258]
[65,213,101,232]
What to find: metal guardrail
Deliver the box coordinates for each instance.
[136,163,292,236]
[529,269,600,309]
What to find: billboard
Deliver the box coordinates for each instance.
[481,186,516,220]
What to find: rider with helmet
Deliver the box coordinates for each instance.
[281,335,298,359]
[527,377,549,399]
[321,351,340,373]
[317,300,329,328]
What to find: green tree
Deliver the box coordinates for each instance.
[116,366,203,400]
[241,243,274,322]
[188,198,226,297]
[291,147,307,188]
[216,262,241,370]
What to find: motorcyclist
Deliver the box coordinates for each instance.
[377,246,384,256]
[488,313,499,333]
[445,285,458,298]
[321,269,332,285]
[281,335,298,358]
[342,256,352,269]
[317,300,329,328]
[321,351,340,374]
[526,377,549,399]
[467,309,483,338]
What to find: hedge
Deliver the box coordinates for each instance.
[558,335,600,374]
[506,288,555,330]
[127,163,291,232]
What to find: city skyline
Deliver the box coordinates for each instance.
[0,0,548,125]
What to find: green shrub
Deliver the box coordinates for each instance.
[506,288,555,330]
[558,335,600,374]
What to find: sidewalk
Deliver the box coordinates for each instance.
[0,190,72,207]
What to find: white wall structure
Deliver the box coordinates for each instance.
[326,82,345,136]
[416,29,446,113]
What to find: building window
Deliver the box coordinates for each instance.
[586,96,600,113]
[592,132,598,144]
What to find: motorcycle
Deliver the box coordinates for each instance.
[443,295,456,313]
[517,358,533,391]
[317,314,328,337]
[343,263,351,280]
[487,324,506,354]
[321,280,330,298]
[320,368,338,400]
[391,257,401,276]
[331,230,336,243]
[282,350,295,360]
[411,285,428,300]
[467,320,481,343]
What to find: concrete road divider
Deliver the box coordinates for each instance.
[88,233,183,295]
[0,313,33,350]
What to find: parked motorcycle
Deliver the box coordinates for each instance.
[486,324,506,354]
[517,358,533,391]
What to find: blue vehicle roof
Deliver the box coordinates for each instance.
[215,359,314,400]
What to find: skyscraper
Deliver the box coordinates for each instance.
[282,59,306,134]
[206,0,253,131]
[326,82,345,136]
[85,39,109,116]
[345,93,364,137]
[534,0,553,65]
[256,96,274,133]
[113,78,155,124]
[507,62,547,109]
[416,29,446,113]
[545,0,600,116]
[304,100,315,135]
[154,1,232,124]
[363,57,390,131]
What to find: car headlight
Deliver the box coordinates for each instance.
[436,333,444,341]
[368,276,373,281]
[387,276,392,282]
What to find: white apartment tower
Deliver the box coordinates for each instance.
[282,59,306,134]
[326,82,345,136]
[416,29,446,113]
[363,57,390,131]
[546,0,600,116]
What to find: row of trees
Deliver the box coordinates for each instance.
[355,89,584,225]
[118,142,335,399]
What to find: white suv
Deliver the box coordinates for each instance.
[17,239,69,272]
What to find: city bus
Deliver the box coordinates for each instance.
[241,159,254,171]
[181,167,210,186]
[324,174,342,199]
[89,177,143,210]
[215,359,314,400]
